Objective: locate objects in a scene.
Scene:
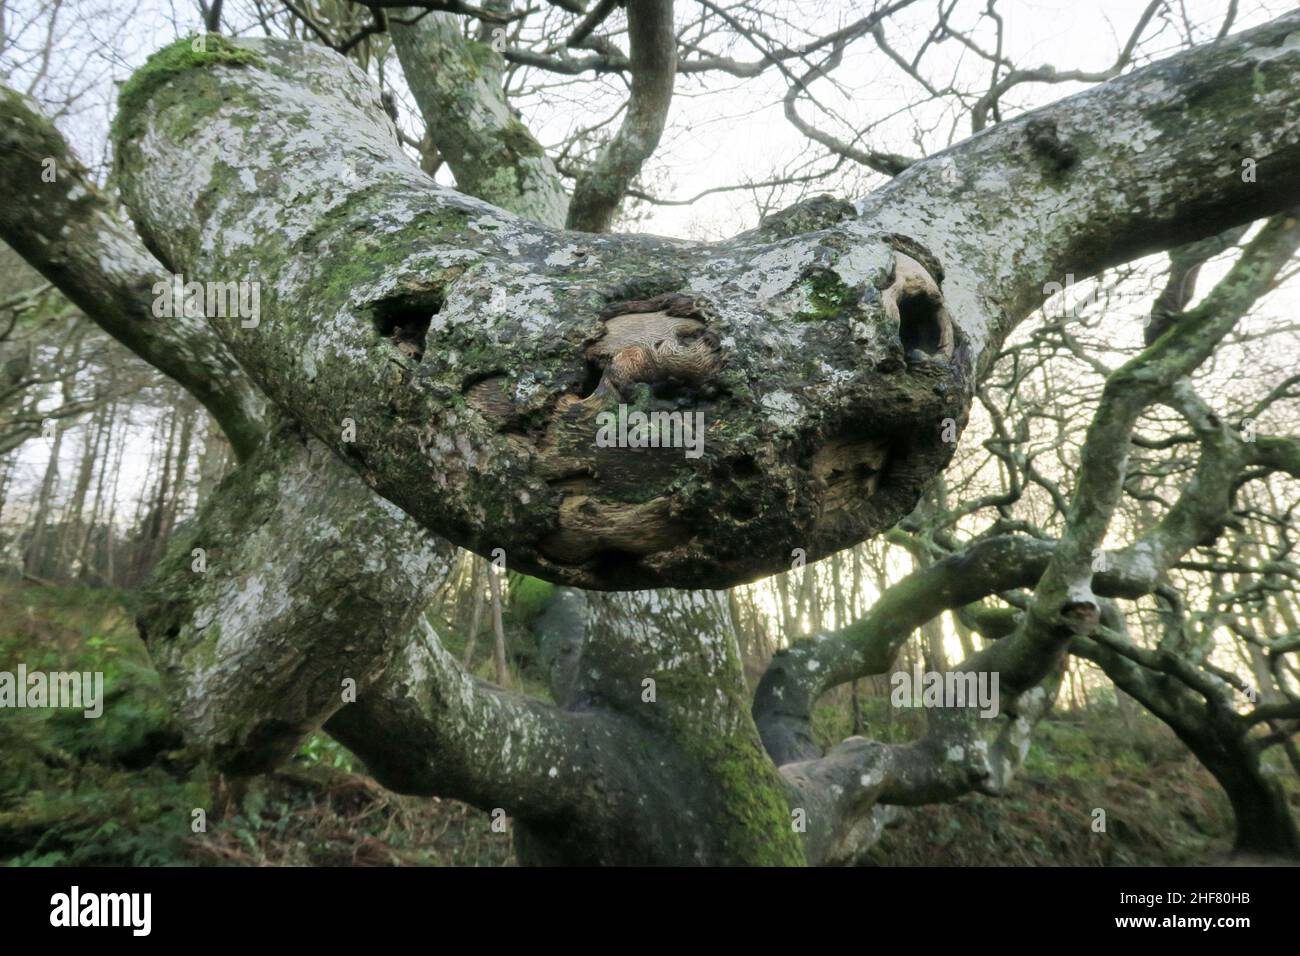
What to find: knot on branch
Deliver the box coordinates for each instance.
[575,292,726,403]
[755,193,857,240]
[1061,599,1101,635]
[883,252,954,364]
[1023,117,1079,177]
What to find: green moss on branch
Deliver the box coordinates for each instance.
[112,35,262,149]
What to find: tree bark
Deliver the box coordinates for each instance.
[3,12,1300,866]
[1073,633,1300,860]
[487,558,510,688]
[23,417,62,576]
[565,0,677,232]
[388,8,570,228]
[102,18,1300,589]
[135,417,447,773]
[0,86,266,460]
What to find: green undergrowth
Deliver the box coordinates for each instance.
[3,581,1293,867]
[813,693,1297,866]
[0,581,511,866]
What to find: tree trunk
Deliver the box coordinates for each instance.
[1076,635,1300,861]
[7,14,1300,868]
[161,399,195,542]
[78,400,115,578]
[58,399,102,577]
[1178,728,1300,860]
[509,588,806,865]
[461,556,485,668]
[102,421,125,585]
[488,560,510,688]
[23,418,63,576]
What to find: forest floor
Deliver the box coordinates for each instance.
[1,580,1295,867]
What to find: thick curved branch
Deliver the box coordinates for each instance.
[324,615,640,823]
[335,585,807,864]
[859,11,1300,374]
[108,36,966,589]
[106,15,1300,590]
[780,650,1059,865]
[1071,621,1300,856]
[135,421,445,772]
[755,535,1066,764]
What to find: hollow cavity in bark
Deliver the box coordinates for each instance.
[112,38,977,588]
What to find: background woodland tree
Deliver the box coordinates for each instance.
[0,0,1298,865]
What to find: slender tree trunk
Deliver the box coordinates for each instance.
[58,400,102,578]
[488,560,510,688]
[847,546,857,621]
[140,408,177,574]
[0,459,10,535]
[795,563,811,630]
[79,401,115,578]
[809,565,823,634]
[922,615,947,673]
[161,400,195,541]
[24,419,63,576]
[103,427,125,585]
[777,573,795,645]
[1081,638,1300,861]
[1186,732,1300,859]
[461,556,485,668]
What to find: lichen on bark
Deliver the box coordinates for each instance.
[136,418,447,773]
[37,11,1300,866]
[108,16,1300,589]
[110,36,973,589]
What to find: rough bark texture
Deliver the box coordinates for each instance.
[5,13,1300,866]
[135,417,445,772]
[106,19,1300,589]
[755,209,1300,855]
[131,422,806,862]
[389,9,570,228]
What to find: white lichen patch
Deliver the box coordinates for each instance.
[544,245,598,269]
[1245,30,1300,63]
[760,390,802,429]
[830,240,892,289]
[432,261,558,336]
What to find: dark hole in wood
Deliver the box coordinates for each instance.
[367,291,442,363]
[589,548,642,575]
[577,358,604,399]
[898,291,943,356]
